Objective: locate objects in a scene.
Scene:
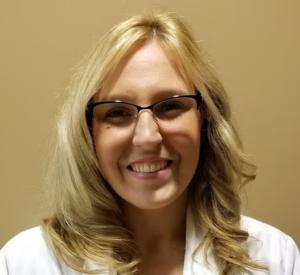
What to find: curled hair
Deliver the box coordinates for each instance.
[42,11,268,275]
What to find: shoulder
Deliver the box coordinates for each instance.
[1,227,48,255]
[240,215,290,243]
[0,227,79,275]
[240,216,300,274]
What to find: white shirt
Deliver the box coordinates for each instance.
[1,213,299,275]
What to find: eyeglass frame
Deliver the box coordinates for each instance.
[86,94,203,127]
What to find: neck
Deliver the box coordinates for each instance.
[121,191,188,253]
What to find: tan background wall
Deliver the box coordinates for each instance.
[0,1,299,248]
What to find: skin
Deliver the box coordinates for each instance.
[92,39,202,274]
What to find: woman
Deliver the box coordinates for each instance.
[0,11,299,275]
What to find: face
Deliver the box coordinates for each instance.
[92,40,202,211]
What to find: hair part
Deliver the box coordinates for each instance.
[42,11,268,275]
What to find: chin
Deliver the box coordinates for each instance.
[121,188,188,211]
[131,200,173,211]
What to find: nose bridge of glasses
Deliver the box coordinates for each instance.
[135,108,157,124]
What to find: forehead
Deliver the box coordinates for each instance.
[96,40,192,104]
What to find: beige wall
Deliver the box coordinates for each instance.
[1,1,299,248]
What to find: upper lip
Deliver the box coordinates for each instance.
[128,157,171,166]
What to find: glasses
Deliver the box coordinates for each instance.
[86,95,203,131]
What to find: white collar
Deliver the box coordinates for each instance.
[183,207,218,274]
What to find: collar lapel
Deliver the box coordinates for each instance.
[183,207,219,275]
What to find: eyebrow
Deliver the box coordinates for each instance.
[100,88,190,103]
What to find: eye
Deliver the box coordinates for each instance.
[105,108,133,119]
[157,101,185,114]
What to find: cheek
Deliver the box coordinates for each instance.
[174,129,201,159]
[92,126,129,178]
[166,119,202,170]
[167,117,202,150]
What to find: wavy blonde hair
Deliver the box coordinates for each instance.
[42,11,268,275]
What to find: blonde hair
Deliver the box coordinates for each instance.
[42,11,268,275]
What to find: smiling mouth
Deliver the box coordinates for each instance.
[127,160,172,173]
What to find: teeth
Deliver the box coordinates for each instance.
[131,161,168,173]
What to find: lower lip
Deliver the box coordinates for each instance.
[127,163,171,180]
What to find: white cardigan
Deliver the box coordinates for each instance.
[1,212,299,275]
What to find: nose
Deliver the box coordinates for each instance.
[132,110,163,148]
